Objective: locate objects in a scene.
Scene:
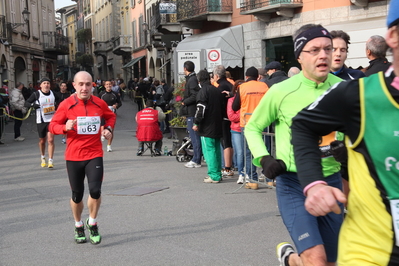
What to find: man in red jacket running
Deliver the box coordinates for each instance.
[49,71,116,245]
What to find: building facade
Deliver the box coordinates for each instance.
[56,0,391,86]
[240,0,390,72]
[0,0,68,89]
[57,4,77,82]
[123,0,150,81]
[172,0,390,82]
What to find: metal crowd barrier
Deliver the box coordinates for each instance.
[0,114,5,141]
[229,113,276,193]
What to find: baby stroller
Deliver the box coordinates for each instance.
[176,136,194,162]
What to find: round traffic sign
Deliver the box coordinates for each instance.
[208,50,220,62]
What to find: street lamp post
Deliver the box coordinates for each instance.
[9,8,30,30]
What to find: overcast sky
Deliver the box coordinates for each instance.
[55,0,76,10]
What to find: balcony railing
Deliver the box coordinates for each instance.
[177,0,233,22]
[42,32,69,55]
[152,11,178,28]
[152,1,179,31]
[93,40,113,55]
[112,35,133,55]
[240,0,302,15]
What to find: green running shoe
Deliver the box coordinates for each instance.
[86,218,101,245]
[74,225,86,244]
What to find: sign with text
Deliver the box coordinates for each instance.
[177,51,201,77]
[159,3,177,14]
[206,48,222,70]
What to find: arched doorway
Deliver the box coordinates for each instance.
[138,56,147,78]
[14,57,27,85]
[149,57,155,78]
[155,58,162,80]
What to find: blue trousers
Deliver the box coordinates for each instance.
[187,117,202,164]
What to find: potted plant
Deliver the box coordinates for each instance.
[169,116,187,128]
[170,78,185,117]
[169,79,188,143]
[169,78,186,126]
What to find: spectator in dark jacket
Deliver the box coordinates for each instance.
[161,78,171,133]
[182,60,202,168]
[193,70,225,183]
[258,68,269,83]
[364,35,391,76]
[0,87,9,144]
[136,78,149,111]
[264,61,288,88]
[22,86,32,100]
[330,30,365,80]
[214,65,234,177]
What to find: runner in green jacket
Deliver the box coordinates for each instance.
[245,24,343,266]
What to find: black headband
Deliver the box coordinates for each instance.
[294,26,332,58]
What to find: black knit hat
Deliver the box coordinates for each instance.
[39,77,51,84]
[245,67,258,78]
[265,61,282,70]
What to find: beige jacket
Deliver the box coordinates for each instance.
[10,87,26,113]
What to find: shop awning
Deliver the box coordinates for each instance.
[175,25,244,68]
[122,56,145,69]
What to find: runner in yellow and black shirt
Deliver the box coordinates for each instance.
[292,1,399,263]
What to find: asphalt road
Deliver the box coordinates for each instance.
[0,96,291,266]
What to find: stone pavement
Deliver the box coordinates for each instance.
[0,97,291,266]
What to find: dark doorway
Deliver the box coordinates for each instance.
[226,67,244,81]
[265,36,301,73]
[32,60,40,86]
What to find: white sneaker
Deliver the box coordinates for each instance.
[61,138,66,144]
[184,161,201,168]
[237,174,245,184]
[222,169,234,177]
[107,145,112,152]
[14,136,25,141]
[48,159,54,168]
[41,158,47,168]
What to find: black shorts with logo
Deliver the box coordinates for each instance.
[37,122,50,138]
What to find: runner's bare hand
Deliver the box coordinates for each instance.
[305,184,347,216]
[66,119,77,131]
[102,128,112,140]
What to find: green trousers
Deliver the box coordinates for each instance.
[200,136,222,181]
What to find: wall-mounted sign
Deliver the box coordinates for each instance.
[206,48,222,70]
[177,51,201,77]
[160,3,176,14]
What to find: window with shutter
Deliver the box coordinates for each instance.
[31,1,39,38]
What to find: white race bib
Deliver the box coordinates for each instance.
[390,199,399,246]
[77,116,100,135]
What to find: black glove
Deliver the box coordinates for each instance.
[330,140,347,163]
[32,103,40,109]
[260,155,287,180]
